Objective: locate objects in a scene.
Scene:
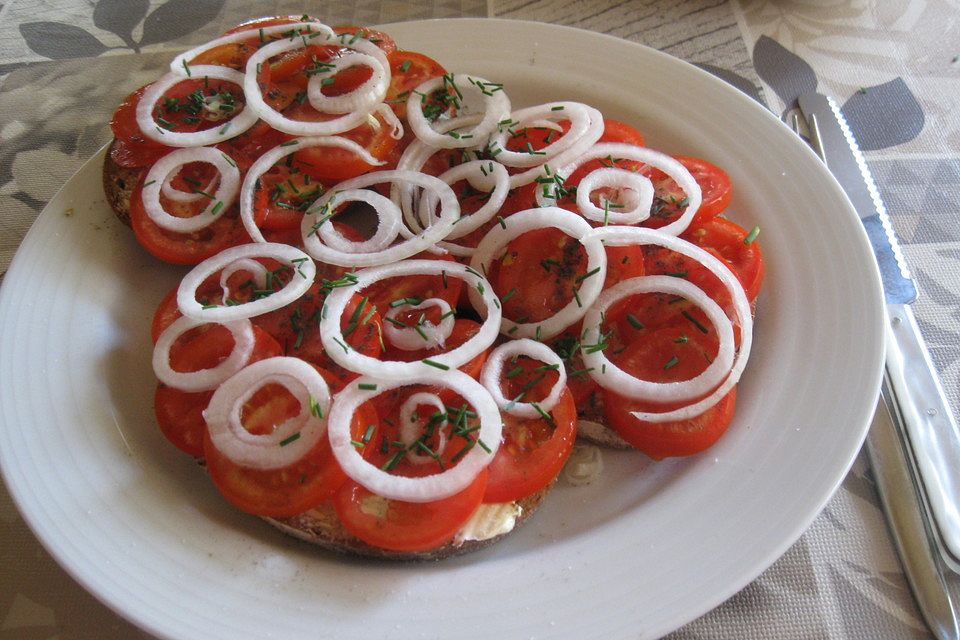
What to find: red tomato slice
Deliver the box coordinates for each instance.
[154,324,282,457]
[641,155,732,228]
[128,175,257,265]
[333,469,488,553]
[681,216,764,302]
[253,286,384,391]
[488,226,589,324]
[482,358,577,503]
[204,374,379,518]
[385,50,447,119]
[602,325,736,458]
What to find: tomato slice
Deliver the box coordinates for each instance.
[204,374,379,518]
[681,216,764,302]
[641,155,732,228]
[154,325,282,457]
[129,182,257,265]
[482,358,577,503]
[385,50,447,119]
[602,325,736,458]
[333,469,487,553]
[253,286,384,391]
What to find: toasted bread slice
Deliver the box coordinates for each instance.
[264,483,552,561]
[102,140,142,227]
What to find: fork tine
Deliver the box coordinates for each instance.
[807,113,826,162]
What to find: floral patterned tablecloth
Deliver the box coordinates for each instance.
[1,1,958,638]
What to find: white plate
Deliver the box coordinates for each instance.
[0,18,884,640]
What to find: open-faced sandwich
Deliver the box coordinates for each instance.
[104,15,764,559]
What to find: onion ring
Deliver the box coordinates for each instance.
[468,207,607,340]
[398,392,449,466]
[141,147,240,233]
[581,225,753,422]
[405,74,510,149]
[383,298,455,351]
[240,136,383,243]
[152,316,255,392]
[327,370,502,502]
[177,243,316,321]
[319,260,501,377]
[480,339,567,419]
[204,357,332,470]
[301,170,461,267]
[137,66,259,146]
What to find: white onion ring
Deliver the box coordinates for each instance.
[152,316,255,392]
[492,102,598,169]
[392,114,485,250]
[501,103,605,189]
[161,173,217,203]
[320,260,501,377]
[204,357,332,470]
[141,147,240,233]
[582,226,753,422]
[178,243,316,321]
[398,392,449,466]
[327,370,502,502]
[418,160,509,240]
[240,136,383,243]
[543,142,703,237]
[243,33,389,136]
[137,66,259,146]
[572,167,655,226]
[480,339,567,419]
[314,189,401,254]
[468,207,607,340]
[219,258,268,301]
[301,170,461,267]
[306,50,387,115]
[405,74,511,149]
[580,275,735,402]
[383,298,455,351]
[170,21,335,74]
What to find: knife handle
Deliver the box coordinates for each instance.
[885,303,960,568]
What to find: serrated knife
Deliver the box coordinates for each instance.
[796,91,960,638]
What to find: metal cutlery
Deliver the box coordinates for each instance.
[789,96,960,640]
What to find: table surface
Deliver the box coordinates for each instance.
[1,1,958,638]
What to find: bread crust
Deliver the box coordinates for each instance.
[264,483,552,561]
[102,140,143,227]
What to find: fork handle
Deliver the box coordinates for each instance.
[885,303,960,568]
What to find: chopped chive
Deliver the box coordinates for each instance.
[673,335,689,343]
[422,358,450,370]
[358,382,378,391]
[744,225,760,245]
[505,365,525,379]
[279,432,301,446]
[280,139,299,147]
[664,356,679,370]
[381,450,405,471]
[501,287,518,302]
[210,200,224,216]
[575,266,601,283]
[181,60,192,77]
[681,310,710,334]
[362,424,375,443]
[626,314,644,330]
[399,59,412,73]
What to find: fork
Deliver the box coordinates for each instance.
[787,109,960,640]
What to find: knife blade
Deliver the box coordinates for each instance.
[796,92,960,568]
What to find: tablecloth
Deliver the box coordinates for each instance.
[1,1,958,638]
